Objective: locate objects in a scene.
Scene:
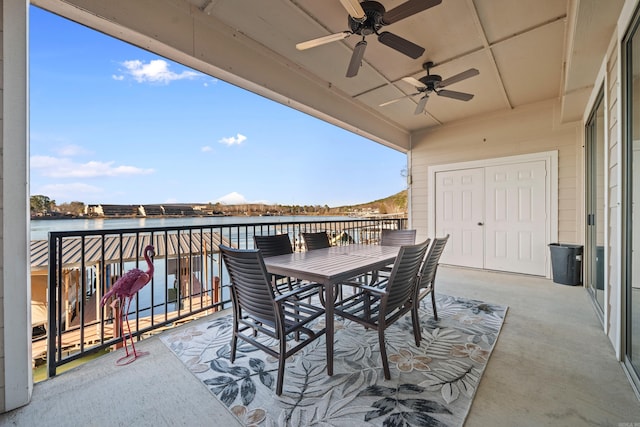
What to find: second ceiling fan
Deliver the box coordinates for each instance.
[380,61,479,114]
[296,0,442,77]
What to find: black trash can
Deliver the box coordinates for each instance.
[549,243,583,286]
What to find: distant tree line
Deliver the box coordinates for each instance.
[30,195,85,217]
[29,190,407,218]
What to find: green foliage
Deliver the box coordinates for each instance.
[333,190,408,215]
[57,201,85,216]
[30,195,55,215]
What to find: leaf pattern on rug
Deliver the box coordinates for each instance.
[160,294,507,426]
[420,359,481,404]
[358,384,452,426]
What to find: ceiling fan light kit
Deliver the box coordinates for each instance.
[296,0,442,77]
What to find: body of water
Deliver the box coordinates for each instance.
[30,215,354,241]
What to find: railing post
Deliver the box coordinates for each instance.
[46,235,58,378]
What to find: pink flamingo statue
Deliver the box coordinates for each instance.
[100,244,155,365]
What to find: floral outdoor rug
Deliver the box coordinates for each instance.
[160,294,507,426]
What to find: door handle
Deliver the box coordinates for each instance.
[477,222,484,226]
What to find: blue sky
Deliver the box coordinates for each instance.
[29,6,407,207]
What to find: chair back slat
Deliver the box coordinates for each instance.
[220,246,277,324]
[418,235,449,291]
[254,234,293,257]
[384,240,429,312]
[380,229,417,246]
[301,231,331,251]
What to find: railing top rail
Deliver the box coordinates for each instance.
[45,217,402,239]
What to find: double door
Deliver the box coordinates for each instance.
[435,160,548,276]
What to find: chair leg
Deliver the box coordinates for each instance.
[230,333,238,363]
[378,328,391,380]
[411,305,422,346]
[276,338,287,395]
[431,289,438,321]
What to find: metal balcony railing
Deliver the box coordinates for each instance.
[37,217,407,378]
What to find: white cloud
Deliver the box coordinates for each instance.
[31,155,154,178]
[113,59,201,84]
[213,192,270,205]
[215,192,247,205]
[219,133,247,146]
[201,146,213,152]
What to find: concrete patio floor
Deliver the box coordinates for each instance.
[1,266,639,426]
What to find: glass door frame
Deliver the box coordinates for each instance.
[622,3,640,393]
[585,86,605,317]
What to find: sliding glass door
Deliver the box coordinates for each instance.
[623,6,640,389]
[585,88,605,313]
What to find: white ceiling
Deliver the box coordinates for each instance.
[34,0,624,151]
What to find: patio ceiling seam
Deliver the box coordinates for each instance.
[465,0,512,110]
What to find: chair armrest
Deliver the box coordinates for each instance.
[343,282,386,296]
[274,282,322,302]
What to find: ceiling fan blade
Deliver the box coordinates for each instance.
[339,0,366,20]
[296,32,351,50]
[437,89,474,101]
[346,40,367,77]
[379,92,421,107]
[440,68,480,87]
[383,0,443,24]
[402,76,424,88]
[414,95,429,115]
[378,32,424,59]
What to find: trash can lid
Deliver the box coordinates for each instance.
[549,243,583,248]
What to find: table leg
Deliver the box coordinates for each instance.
[325,282,334,376]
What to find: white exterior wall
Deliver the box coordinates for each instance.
[408,0,640,359]
[409,99,582,247]
[0,0,32,412]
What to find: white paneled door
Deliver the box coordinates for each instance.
[435,160,548,275]
[435,168,485,268]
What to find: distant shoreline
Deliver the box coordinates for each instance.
[30,212,341,221]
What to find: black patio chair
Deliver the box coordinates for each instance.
[254,234,303,296]
[334,239,429,379]
[413,234,449,341]
[372,229,419,286]
[301,231,344,301]
[220,245,326,395]
[380,229,417,246]
[254,233,295,257]
[301,231,331,251]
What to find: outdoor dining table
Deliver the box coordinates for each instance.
[263,243,401,376]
